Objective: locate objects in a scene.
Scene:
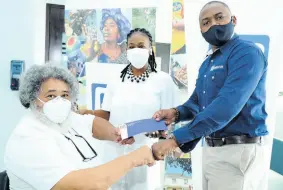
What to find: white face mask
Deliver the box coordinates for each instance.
[37,96,71,124]
[127,48,150,69]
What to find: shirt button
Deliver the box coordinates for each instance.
[204,75,207,78]
[203,91,206,94]
[211,60,214,63]
[212,76,215,80]
[203,106,205,109]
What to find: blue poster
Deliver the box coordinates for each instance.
[91,83,107,110]
[239,35,270,59]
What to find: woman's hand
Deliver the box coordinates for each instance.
[79,109,93,115]
[119,137,135,145]
[92,117,121,142]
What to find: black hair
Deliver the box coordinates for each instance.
[120,28,157,82]
[201,1,231,12]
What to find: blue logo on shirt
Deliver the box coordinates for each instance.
[91,83,107,110]
[210,65,224,71]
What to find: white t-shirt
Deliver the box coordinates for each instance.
[100,71,179,190]
[4,111,104,190]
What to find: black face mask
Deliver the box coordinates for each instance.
[202,19,234,47]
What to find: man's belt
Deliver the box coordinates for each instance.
[205,135,263,147]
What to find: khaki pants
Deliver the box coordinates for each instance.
[202,143,269,190]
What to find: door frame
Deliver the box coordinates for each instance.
[45,3,65,62]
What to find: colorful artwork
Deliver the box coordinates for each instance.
[170,0,188,90]
[96,9,131,64]
[171,0,186,55]
[64,8,156,76]
[63,8,156,109]
[164,0,192,189]
[170,54,188,89]
[164,122,193,189]
[166,155,192,177]
[132,8,156,42]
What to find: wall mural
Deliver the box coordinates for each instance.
[63,8,156,109]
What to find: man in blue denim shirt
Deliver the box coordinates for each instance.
[152,1,269,190]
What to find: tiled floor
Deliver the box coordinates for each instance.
[268,170,283,190]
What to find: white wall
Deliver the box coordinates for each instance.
[0,0,35,171]
[0,0,65,171]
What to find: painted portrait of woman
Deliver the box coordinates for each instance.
[97,8,131,64]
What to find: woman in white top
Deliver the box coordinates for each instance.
[4,65,155,190]
[81,28,178,190]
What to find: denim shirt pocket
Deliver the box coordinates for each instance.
[207,69,226,97]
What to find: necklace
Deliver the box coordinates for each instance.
[126,67,151,83]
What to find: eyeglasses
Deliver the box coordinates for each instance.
[64,129,97,162]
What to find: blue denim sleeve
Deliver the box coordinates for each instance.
[174,47,266,145]
[176,88,199,121]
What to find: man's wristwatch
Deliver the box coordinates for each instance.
[172,108,180,123]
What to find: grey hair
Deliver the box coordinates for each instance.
[19,64,79,108]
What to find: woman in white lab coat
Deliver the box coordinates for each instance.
[81,28,178,190]
[4,65,155,190]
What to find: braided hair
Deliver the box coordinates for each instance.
[120,28,157,82]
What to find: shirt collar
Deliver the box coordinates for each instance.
[219,33,239,54]
[206,48,219,57]
[206,33,239,57]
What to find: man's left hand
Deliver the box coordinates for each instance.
[152,139,179,160]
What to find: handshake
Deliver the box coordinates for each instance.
[121,135,179,168]
[114,109,180,167]
[125,139,179,168]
